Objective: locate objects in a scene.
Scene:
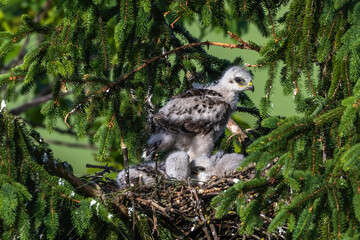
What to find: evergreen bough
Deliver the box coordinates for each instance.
[0,0,360,239]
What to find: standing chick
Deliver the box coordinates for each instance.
[144,66,254,161]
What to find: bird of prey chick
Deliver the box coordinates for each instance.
[190,154,215,183]
[211,152,244,177]
[164,151,191,180]
[144,66,254,161]
[190,152,245,183]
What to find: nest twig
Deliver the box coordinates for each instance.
[85,160,286,239]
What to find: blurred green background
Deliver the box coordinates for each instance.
[1,1,297,176]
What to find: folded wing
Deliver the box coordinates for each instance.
[153,89,232,134]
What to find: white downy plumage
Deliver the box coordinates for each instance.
[116,151,245,188]
[144,66,254,161]
[190,152,245,183]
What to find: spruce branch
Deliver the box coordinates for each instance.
[290,24,302,95]
[98,17,107,71]
[170,13,183,29]
[277,12,295,42]
[63,19,71,45]
[306,0,315,40]
[344,57,351,96]
[227,31,261,52]
[317,76,342,116]
[267,123,310,142]
[124,0,128,20]
[10,91,72,115]
[303,0,316,98]
[64,40,256,127]
[265,61,277,100]
[47,158,102,197]
[263,1,277,40]
[331,188,341,237]
[236,106,261,118]
[305,64,316,97]
[1,37,30,73]
[22,153,81,203]
[327,14,338,39]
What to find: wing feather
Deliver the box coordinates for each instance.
[153,89,232,134]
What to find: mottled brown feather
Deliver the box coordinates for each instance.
[153,89,232,134]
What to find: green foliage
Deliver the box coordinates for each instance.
[209,0,360,239]
[2,0,266,165]
[0,111,130,239]
[1,0,360,239]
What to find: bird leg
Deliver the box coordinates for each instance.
[155,153,159,186]
[187,133,214,161]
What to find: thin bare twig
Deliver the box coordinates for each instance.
[228,31,261,52]
[10,93,52,115]
[170,13,183,28]
[244,63,265,68]
[132,195,136,240]
[10,91,72,115]
[226,118,248,144]
[86,164,120,172]
[135,197,173,220]
[45,139,97,150]
[183,215,212,237]
[190,183,213,240]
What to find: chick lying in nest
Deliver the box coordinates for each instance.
[116,151,244,189]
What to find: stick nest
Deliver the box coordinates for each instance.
[84,163,286,240]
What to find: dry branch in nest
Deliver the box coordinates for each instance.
[85,161,286,239]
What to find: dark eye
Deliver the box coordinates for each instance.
[234,77,245,84]
[198,167,206,171]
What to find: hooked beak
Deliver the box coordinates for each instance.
[247,82,254,92]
